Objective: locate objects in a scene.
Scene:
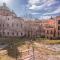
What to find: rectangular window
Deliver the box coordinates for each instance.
[12,23,14,27]
[17,24,18,27]
[21,24,22,28]
[7,32,9,35]
[58,26,60,30]
[12,32,14,35]
[47,30,49,34]
[51,30,53,34]
[8,18,9,20]
[21,33,23,36]
[7,24,9,27]
[58,32,60,35]
[3,32,5,35]
[17,32,18,36]
[58,20,60,24]
[3,24,4,27]
[0,24,1,27]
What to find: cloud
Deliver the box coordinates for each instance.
[28,0,40,5]
[31,12,40,15]
[43,7,60,15]
[0,0,12,5]
[39,16,51,19]
[27,0,60,18]
[28,0,55,10]
[29,4,45,10]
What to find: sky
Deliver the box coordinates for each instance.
[0,0,60,19]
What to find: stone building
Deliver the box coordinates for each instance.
[0,3,41,38]
[24,20,41,38]
[0,3,60,39]
[40,16,60,39]
[0,3,25,37]
[55,16,60,39]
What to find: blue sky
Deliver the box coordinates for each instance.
[0,0,60,19]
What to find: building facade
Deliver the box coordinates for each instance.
[0,3,60,39]
[0,3,40,38]
[0,3,25,37]
[40,17,60,39]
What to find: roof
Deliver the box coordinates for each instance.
[0,3,10,11]
[0,3,16,16]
